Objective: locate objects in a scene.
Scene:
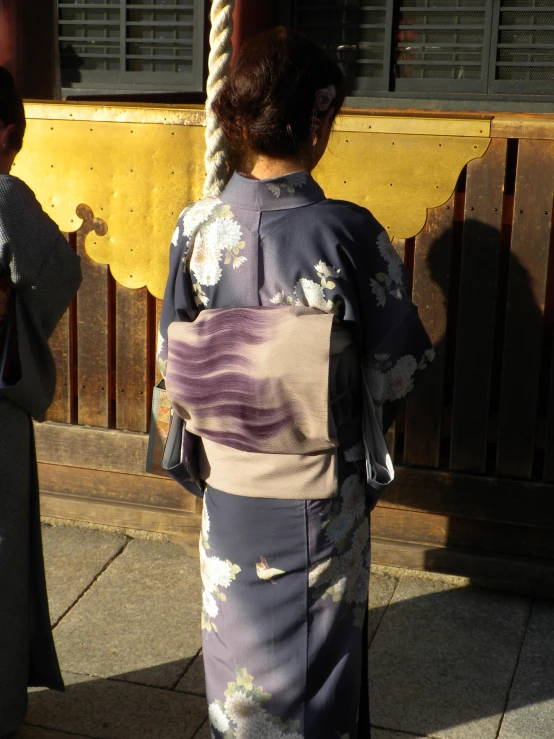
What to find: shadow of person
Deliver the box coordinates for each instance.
[58,43,84,89]
[366,218,553,737]
[25,657,208,738]
[23,584,554,739]
[421,218,550,583]
[425,217,545,478]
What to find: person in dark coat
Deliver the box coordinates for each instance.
[0,67,82,736]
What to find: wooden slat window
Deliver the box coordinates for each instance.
[394,0,491,94]
[293,0,394,93]
[59,0,205,94]
[489,0,554,94]
[284,0,554,101]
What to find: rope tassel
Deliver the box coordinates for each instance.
[204,0,235,197]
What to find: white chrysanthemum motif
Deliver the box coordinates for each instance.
[266,171,308,198]
[209,702,230,733]
[367,354,418,405]
[386,354,418,400]
[308,557,333,588]
[233,256,247,269]
[209,667,304,739]
[156,329,167,362]
[325,507,356,544]
[202,588,219,619]
[182,197,220,237]
[310,473,369,626]
[225,693,263,726]
[190,233,223,287]
[341,474,366,519]
[345,519,371,604]
[204,551,237,590]
[370,277,387,308]
[170,224,180,248]
[236,714,302,739]
[270,290,285,305]
[206,217,243,253]
[191,217,244,287]
[200,504,241,631]
[294,278,332,312]
[202,503,210,536]
[315,261,340,279]
[286,171,308,188]
[377,230,404,286]
[369,231,405,307]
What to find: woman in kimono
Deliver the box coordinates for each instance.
[158,29,432,739]
[0,67,82,736]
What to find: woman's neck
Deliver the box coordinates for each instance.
[248,155,309,180]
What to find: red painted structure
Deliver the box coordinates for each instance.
[231,0,279,60]
[0,0,57,99]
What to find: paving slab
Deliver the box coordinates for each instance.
[53,539,202,689]
[372,730,427,739]
[192,720,211,739]
[26,671,207,739]
[369,577,530,739]
[368,571,400,645]
[42,525,127,625]
[498,599,554,739]
[18,728,94,739]
[176,651,206,696]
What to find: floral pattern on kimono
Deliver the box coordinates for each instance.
[208,667,304,739]
[269,261,341,314]
[179,197,247,307]
[158,168,433,461]
[308,473,370,630]
[200,504,241,632]
[266,171,309,198]
[370,231,405,307]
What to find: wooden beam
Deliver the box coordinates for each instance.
[371,537,554,600]
[381,465,554,530]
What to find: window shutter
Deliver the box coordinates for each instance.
[286,0,554,102]
[489,0,554,94]
[394,0,492,93]
[59,0,205,94]
[292,0,395,94]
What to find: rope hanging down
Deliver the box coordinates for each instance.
[203,0,235,197]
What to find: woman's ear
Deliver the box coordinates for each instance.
[0,123,15,152]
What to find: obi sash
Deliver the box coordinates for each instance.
[165,305,393,499]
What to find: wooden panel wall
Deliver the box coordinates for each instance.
[39,122,554,591]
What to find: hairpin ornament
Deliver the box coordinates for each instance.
[310,84,337,136]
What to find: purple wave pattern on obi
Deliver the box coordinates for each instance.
[167,308,296,453]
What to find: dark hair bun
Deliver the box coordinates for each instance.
[0,66,26,153]
[212,27,345,159]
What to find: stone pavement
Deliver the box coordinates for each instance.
[17,522,554,739]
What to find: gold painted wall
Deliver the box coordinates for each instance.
[13,103,491,299]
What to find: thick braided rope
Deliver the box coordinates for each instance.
[203,0,235,197]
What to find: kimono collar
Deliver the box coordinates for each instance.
[220,170,326,212]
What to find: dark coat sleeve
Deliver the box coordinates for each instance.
[0,176,82,420]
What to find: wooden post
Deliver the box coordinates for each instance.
[0,0,57,99]
[231,0,278,60]
[0,0,15,74]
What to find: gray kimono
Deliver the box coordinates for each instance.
[0,175,82,734]
[158,171,432,739]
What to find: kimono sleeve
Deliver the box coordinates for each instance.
[157,210,200,377]
[341,214,434,432]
